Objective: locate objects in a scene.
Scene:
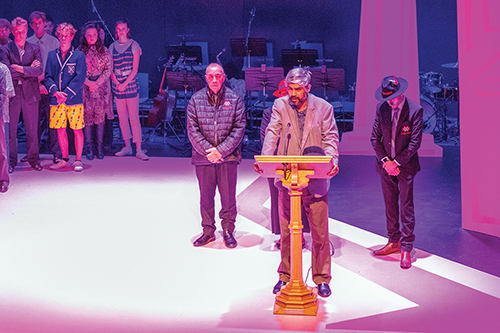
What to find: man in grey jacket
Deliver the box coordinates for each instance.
[261,68,339,298]
[187,63,246,248]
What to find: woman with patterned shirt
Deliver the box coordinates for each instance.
[109,18,148,161]
[79,22,113,160]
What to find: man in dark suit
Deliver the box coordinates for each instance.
[370,76,423,269]
[0,17,43,172]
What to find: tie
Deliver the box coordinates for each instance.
[391,108,400,158]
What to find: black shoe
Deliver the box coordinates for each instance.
[8,165,14,173]
[0,183,8,193]
[86,148,94,160]
[96,145,104,159]
[193,234,215,247]
[223,230,237,248]
[317,283,332,298]
[20,155,28,163]
[273,280,287,294]
[275,239,281,250]
[31,162,43,171]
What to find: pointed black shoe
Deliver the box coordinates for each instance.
[273,280,287,294]
[317,283,332,298]
[193,234,215,247]
[223,230,237,248]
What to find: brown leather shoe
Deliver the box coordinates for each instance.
[373,241,401,255]
[400,251,412,269]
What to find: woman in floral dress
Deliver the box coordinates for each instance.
[79,22,113,159]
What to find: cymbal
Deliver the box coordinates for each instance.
[441,62,458,69]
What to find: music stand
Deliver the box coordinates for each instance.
[282,49,318,73]
[166,70,205,142]
[166,45,203,67]
[231,37,267,68]
[245,66,283,129]
[309,67,345,100]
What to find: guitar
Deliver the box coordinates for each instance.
[148,55,174,127]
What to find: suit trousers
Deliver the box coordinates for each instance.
[380,172,416,252]
[278,187,331,285]
[39,94,61,159]
[9,90,40,167]
[195,161,238,236]
[0,117,8,184]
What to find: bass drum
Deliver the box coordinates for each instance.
[420,96,437,134]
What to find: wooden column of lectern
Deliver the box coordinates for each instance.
[254,155,334,316]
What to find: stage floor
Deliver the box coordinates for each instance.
[0,156,499,333]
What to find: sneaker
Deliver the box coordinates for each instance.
[136,149,149,161]
[115,146,133,157]
[73,160,83,172]
[50,159,68,170]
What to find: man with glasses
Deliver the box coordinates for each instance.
[187,63,246,248]
[370,76,423,269]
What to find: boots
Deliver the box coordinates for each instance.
[96,123,105,159]
[84,124,94,160]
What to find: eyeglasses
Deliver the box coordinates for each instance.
[206,74,224,81]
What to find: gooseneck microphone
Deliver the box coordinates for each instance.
[283,122,291,155]
[283,123,291,180]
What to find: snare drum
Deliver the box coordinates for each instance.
[422,72,444,93]
[440,84,459,101]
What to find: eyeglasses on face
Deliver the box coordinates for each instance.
[206,74,224,81]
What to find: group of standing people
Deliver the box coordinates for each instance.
[1,12,424,300]
[188,65,423,299]
[0,13,148,193]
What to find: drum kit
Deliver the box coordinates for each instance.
[419,61,460,143]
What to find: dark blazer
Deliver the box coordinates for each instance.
[0,41,42,104]
[45,46,86,106]
[371,98,423,177]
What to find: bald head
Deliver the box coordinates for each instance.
[205,63,225,94]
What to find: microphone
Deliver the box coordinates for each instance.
[282,123,291,179]
[283,123,291,156]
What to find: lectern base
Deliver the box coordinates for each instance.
[273,282,318,316]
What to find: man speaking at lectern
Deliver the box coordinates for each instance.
[261,68,339,298]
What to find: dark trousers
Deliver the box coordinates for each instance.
[278,187,331,285]
[39,94,60,159]
[9,92,39,167]
[195,161,238,236]
[380,172,416,252]
[269,178,310,235]
[0,118,8,184]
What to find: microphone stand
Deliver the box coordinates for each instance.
[91,0,115,42]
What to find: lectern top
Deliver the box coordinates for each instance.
[254,155,333,179]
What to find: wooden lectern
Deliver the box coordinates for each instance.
[254,155,334,316]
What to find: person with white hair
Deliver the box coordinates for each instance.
[261,67,340,298]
